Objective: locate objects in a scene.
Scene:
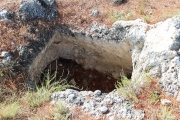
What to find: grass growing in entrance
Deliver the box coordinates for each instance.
[115,76,139,103]
[24,69,72,108]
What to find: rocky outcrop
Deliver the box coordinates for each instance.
[28,17,180,102]
[132,17,180,100]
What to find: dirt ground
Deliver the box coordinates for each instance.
[1,0,180,28]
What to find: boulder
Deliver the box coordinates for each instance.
[18,1,58,21]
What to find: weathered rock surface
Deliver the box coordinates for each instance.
[0,9,15,21]
[51,89,145,119]
[132,17,180,100]
[113,0,123,5]
[18,0,58,21]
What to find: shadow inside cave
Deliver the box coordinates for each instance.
[40,57,132,93]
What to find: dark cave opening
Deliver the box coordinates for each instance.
[41,57,132,93]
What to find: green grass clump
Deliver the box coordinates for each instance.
[53,104,70,120]
[24,69,71,108]
[0,102,20,120]
[158,107,175,120]
[115,76,138,103]
[24,88,51,108]
[109,10,134,23]
[150,92,161,105]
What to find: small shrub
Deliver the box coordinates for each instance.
[150,92,161,105]
[115,76,138,103]
[24,69,71,108]
[53,104,70,120]
[24,88,51,108]
[138,0,145,15]
[0,84,18,103]
[0,102,20,119]
[109,10,135,23]
[157,107,175,120]
[0,71,4,77]
[109,11,125,23]
[142,15,151,23]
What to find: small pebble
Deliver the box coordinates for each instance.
[91,10,99,16]
[160,99,172,106]
[99,106,108,114]
[94,90,101,96]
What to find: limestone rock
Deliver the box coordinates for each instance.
[0,0,180,104]
[42,0,55,6]
[0,9,15,22]
[51,89,145,119]
[18,1,58,21]
[160,99,172,106]
[114,0,123,5]
[132,16,180,98]
[91,10,99,16]
[18,2,46,20]
[98,106,109,114]
[1,51,13,66]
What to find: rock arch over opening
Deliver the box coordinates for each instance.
[29,19,148,91]
[28,17,180,99]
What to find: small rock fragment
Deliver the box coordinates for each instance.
[94,90,101,96]
[114,0,123,5]
[160,99,172,106]
[43,0,55,6]
[0,9,15,22]
[175,92,180,102]
[69,78,76,85]
[91,10,99,16]
[1,51,9,57]
[98,106,109,114]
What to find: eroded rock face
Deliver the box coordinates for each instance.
[29,19,149,82]
[27,15,180,100]
[27,16,179,102]
[132,17,180,99]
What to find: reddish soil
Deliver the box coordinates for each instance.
[135,78,180,119]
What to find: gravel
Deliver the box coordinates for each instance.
[51,89,145,119]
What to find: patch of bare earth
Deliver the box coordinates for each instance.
[135,78,180,119]
[57,0,180,28]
